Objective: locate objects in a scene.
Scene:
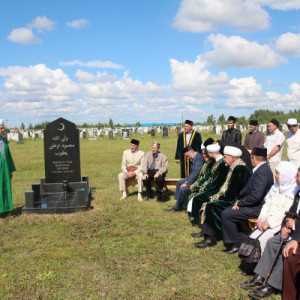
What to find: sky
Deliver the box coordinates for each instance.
[1,0,300,127]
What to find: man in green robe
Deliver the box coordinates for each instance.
[195,146,251,248]
[187,143,229,225]
[0,120,16,213]
[175,120,202,178]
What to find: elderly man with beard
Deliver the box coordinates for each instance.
[244,120,265,153]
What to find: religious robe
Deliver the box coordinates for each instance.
[0,136,16,213]
[189,158,229,224]
[175,130,202,178]
[204,162,251,239]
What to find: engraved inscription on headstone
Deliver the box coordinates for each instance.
[44,118,81,183]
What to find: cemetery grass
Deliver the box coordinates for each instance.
[0,133,283,300]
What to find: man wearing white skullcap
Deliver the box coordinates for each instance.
[0,119,16,214]
[195,145,251,248]
[286,118,300,168]
[188,143,229,227]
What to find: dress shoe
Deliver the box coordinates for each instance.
[195,237,217,248]
[226,244,240,254]
[165,207,181,212]
[248,283,275,299]
[240,275,265,290]
[191,232,202,238]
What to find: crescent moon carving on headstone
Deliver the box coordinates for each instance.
[58,123,65,131]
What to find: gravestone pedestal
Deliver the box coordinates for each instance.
[23,118,91,214]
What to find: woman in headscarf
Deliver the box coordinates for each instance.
[250,161,298,252]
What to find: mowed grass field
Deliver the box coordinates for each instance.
[1,131,282,300]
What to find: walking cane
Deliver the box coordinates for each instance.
[263,238,285,285]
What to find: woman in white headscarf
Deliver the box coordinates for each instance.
[250,161,299,252]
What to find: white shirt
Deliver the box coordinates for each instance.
[186,131,192,145]
[286,128,300,167]
[265,129,285,162]
[252,162,266,173]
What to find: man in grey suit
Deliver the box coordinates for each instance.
[166,146,204,211]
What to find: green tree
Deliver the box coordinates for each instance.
[109,118,114,128]
[217,114,226,125]
[135,121,141,127]
[206,114,216,125]
[28,123,33,130]
[20,122,25,130]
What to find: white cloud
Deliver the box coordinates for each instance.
[173,0,270,32]
[75,70,117,82]
[275,32,300,56]
[28,16,56,32]
[204,34,286,68]
[252,0,300,10]
[66,19,90,29]
[59,60,124,69]
[7,28,40,45]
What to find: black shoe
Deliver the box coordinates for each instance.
[240,275,265,290]
[191,232,202,238]
[164,207,180,212]
[248,283,275,299]
[195,237,217,249]
[226,244,240,254]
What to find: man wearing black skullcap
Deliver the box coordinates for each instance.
[244,120,265,152]
[221,116,242,145]
[265,118,285,175]
[221,147,273,253]
[175,120,202,178]
[118,139,144,201]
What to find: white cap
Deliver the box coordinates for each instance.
[224,146,242,157]
[0,119,4,126]
[287,118,298,126]
[207,143,221,153]
[201,143,205,150]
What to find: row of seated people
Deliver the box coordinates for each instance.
[167,138,300,299]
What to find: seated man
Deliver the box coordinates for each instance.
[221,147,274,253]
[240,168,300,299]
[118,139,144,201]
[166,145,203,211]
[188,143,229,225]
[195,146,251,248]
[142,142,168,201]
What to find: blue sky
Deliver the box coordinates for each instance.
[1,0,300,127]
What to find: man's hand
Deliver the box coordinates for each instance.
[154,173,159,179]
[180,183,187,188]
[232,200,239,210]
[126,171,136,178]
[190,185,194,191]
[285,218,295,229]
[281,226,291,239]
[257,220,269,231]
[283,240,298,258]
[143,174,148,180]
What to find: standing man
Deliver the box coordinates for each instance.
[221,147,273,253]
[167,145,203,211]
[118,139,144,202]
[222,116,242,144]
[285,118,300,168]
[0,119,16,214]
[175,120,202,178]
[244,119,265,152]
[142,142,168,201]
[265,118,285,175]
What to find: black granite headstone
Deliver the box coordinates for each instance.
[44,118,81,183]
[151,128,155,137]
[162,126,168,138]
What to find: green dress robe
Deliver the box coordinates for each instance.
[204,162,251,239]
[175,130,202,178]
[182,159,214,209]
[0,136,16,213]
[190,158,229,224]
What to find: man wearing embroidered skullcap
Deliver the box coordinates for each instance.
[194,145,251,248]
[244,120,265,152]
[285,118,300,168]
[221,116,242,144]
[221,146,273,254]
[175,120,202,178]
[0,119,16,214]
[118,139,144,201]
[264,118,285,175]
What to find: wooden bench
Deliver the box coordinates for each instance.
[240,218,257,234]
[126,177,181,191]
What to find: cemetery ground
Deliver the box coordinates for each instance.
[1,133,282,300]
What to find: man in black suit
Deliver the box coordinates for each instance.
[221,146,274,253]
[167,146,203,211]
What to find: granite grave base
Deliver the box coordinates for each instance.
[23,176,92,214]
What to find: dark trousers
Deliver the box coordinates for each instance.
[221,206,258,244]
[143,170,165,196]
[283,247,300,300]
[174,179,190,210]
